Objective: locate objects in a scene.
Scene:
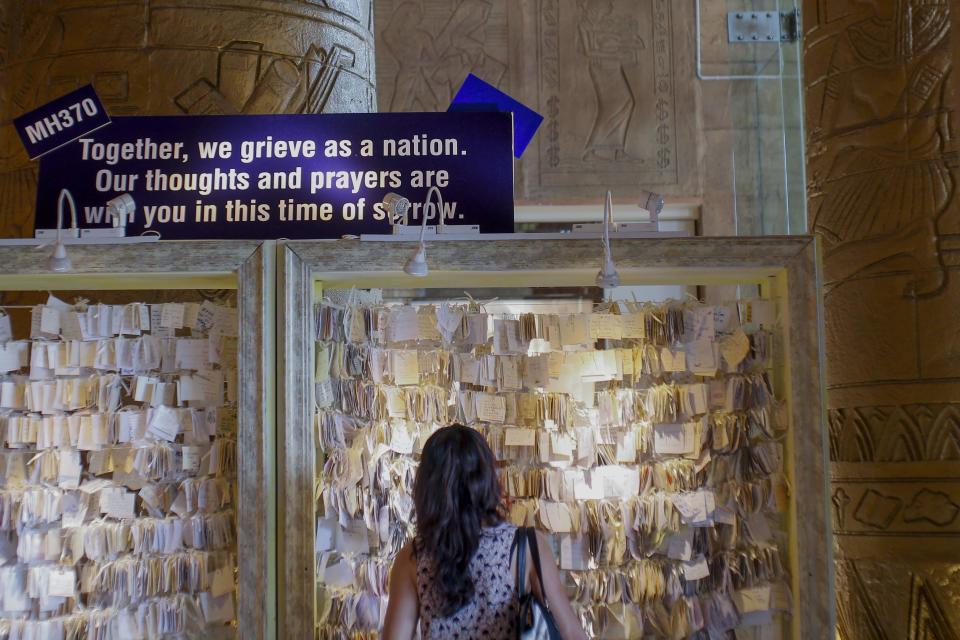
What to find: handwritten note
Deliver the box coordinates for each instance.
[654,423,695,455]
[392,350,419,386]
[504,427,536,447]
[476,394,506,423]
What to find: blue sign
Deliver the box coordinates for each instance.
[14,85,111,160]
[449,74,543,158]
[34,112,515,240]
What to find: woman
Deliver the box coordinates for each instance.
[383,425,586,640]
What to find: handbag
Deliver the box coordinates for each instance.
[513,527,562,640]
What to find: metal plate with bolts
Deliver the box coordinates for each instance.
[728,10,799,43]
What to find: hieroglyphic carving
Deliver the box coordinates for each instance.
[577,0,645,162]
[373,0,698,199]
[807,0,954,297]
[175,42,357,115]
[829,405,960,463]
[805,0,960,635]
[903,489,959,526]
[529,0,685,198]
[0,0,376,239]
[908,575,960,640]
[375,0,508,112]
[837,561,960,639]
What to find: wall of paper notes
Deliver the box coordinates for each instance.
[312,294,792,640]
[0,293,238,639]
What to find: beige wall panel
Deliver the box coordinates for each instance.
[374,0,701,201]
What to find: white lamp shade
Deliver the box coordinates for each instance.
[404,244,428,277]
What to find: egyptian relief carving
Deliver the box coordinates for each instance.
[175,41,357,115]
[373,0,697,199]
[376,0,508,112]
[577,1,646,163]
[806,0,960,636]
[807,0,954,297]
[829,405,960,463]
[526,0,694,198]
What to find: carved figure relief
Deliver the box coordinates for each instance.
[377,0,507,112]
[806,1,960,636]
[577,0,645,162]
[529,0,688,196]
[373,0,697,199]
[808,0,953,297]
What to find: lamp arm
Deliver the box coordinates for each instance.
[56,189,78,244]
[603,189,614,260]
[425,186,445,234]
[416,186,446,245]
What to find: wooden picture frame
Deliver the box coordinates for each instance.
[278,236,833,639]
[0,240,275,640]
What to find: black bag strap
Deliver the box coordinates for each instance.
[511,526,527,601]
[525,528,550,611]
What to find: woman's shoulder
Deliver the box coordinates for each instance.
[395,540,416,565]
[482,521,517,540]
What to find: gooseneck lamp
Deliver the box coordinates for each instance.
[596,190,620,289]
[404,186,446,277]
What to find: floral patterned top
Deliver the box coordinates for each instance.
[415,522,519,639]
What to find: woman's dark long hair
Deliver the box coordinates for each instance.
[413,425,504,617]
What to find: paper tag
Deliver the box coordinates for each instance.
[654,423,694,455]
[211,566,234,598]
[200,591,235,624]
[559,314,590,346]
[681,554,710,581]
[61,502,87,528]
[615,430,636,463]
[476,394,506,423]
[741,300,775,327]
[672,489,715,526]
[504,427,536,447]
[720,328,751,368]
[100,488,135,519]
[160,303,185,330]
[660,347,686,372]
[148,406,181,442]
[58,450,82,490]
[388,307,417,343]
[590,314,623,340]
[0,342,27,373]
[392,350,419,386]
[667,527,693,561]
[337,519,371,555]
[316,517,337,553]
[389,422,415,454]
[47,568,75,598]
[40,306,61,335]
[734,586,772,614]
[0,314,12,343]
[182,445,202,472]
[560,535,590,570]
[621,313,644,339]
[183,303,201,329]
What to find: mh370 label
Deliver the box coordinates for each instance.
[13,85,111,160]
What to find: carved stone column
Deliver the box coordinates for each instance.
[0,0,376,238]
[804,0,960,636]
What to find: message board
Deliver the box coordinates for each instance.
[34,112,515,239]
